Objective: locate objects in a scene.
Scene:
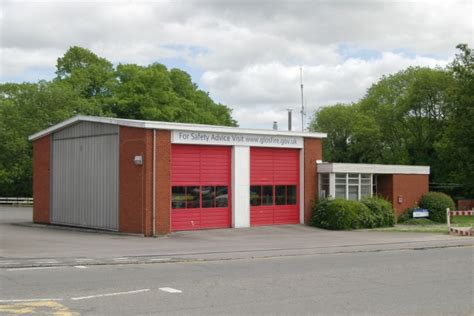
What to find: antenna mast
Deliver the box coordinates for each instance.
[300,67,304,131]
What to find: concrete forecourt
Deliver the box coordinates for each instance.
[1,207,473,315]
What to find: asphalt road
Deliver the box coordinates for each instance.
[1,246,473,315]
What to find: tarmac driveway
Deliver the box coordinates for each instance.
[0,206,472,268]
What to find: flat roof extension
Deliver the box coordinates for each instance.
[317,162,430,175]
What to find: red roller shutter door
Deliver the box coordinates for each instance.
[250,148,299,226]
[171,145,231,231]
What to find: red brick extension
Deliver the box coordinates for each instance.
[377,174,429,217]
[304,138,322,224]
[119,127,153,235]
[32,135,51,224]
[155,130,171,235]
[119,127,172,236]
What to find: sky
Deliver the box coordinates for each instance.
[1,0,473,130]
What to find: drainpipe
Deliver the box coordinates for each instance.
[152,129,156,237]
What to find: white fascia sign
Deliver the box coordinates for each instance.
[171,130,303,148]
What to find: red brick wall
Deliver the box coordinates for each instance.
[155,130,171,235]
[32,136,51,224]
[392,174,429,217]
[376,174,393,204]
[457,199,474,210]
[304,138,322,224]
[119,127,153,235]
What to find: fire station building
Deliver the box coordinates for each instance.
[29,115,429,236]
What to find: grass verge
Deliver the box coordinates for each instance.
[369,216,473,234]
[369,225,448,233]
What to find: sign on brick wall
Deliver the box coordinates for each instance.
[171,131,303,148]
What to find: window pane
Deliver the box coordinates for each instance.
[215,186,228,207]
[172,186,186,209]
[361,185,371,197]
[287,185,297,205]
[335,185,346,198]
[275,185,286,205]
[348,185,358,200]
[202,186,215,208]
[262,185,273,205]
[320,184,329,198]
[250,186,262,206]
[335,173,346,184]
[373,175,378,195]
[320,174,329,185]
[348,173,359,185]
[186,186,200,208]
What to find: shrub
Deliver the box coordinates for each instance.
[354,201,376,229]
[402,218,437,226]
[361,196,396,227]
[311,198,374,230]
[418,192,455,223]
[398,208,413,223]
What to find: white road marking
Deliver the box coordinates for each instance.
[75,258,94,262]
[0,261,20,264]
[71,289,150,301]
[7,266,62,271]
[159,287,182,293]
[35,260,59,264]
[0,298,64,303]
[112,257,128,260]
[74,265,88,269]
[148,258,170,261]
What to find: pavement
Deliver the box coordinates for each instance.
[0,206,472,268]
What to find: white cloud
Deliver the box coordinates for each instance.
[205,53,451,130]
[0,47,61,78]
[0,0,472,128]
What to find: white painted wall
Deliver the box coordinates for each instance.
[232,146,250,228]
[317,162,429,175]
[329,173,336,197]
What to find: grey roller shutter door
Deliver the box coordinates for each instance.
[51,122,119,230]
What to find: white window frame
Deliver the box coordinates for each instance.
[322,172,373,201]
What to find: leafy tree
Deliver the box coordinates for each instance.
[55,46,116,99]
[435,44,474,197]
[358,67,454,166]
[112,63,237,125]
[0,46,237,197]
[309,64,467,196]
[0,81,94,196]
[112,63,174,119]
[309,103,383,163]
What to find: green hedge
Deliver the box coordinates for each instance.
[418,192,455,223]
[398,208,413,223]
[401,218,436,226]
[311,197,395,230]
[361,196,396,227]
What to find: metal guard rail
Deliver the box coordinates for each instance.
[0,197,33,205]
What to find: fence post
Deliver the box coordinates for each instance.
[446,208,451,230]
